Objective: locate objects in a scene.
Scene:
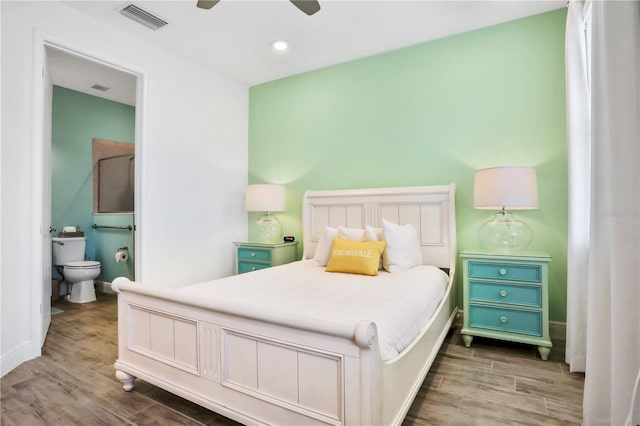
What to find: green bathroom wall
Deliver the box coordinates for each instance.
[248,10,568,321]
[52,85,135,282]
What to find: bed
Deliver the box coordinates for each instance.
[113,184,457,425]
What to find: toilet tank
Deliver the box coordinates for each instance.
[52,237,86,266]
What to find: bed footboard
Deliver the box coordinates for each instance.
[113,277,383,426]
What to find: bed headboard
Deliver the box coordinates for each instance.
[302,184,457,270]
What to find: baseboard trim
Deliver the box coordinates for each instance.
[95,280,115,295]
[1,342,36,377]
[549,321,566,342]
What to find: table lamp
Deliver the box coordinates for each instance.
[474,166,539,250]
[245,184,285,244]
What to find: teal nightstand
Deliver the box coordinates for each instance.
[460,249,552,360]
[233,241,298,274]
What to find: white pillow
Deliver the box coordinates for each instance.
[315,226,377,266]
[314,226,338,266]
[338,226,367,241]
[381,219,423,273]
[365,226,382,241]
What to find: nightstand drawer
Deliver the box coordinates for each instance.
[237,261,271,274]
[468,261,541,283]
[237,247,272,263]
[468,304,542,337]
[234,242,298,275]
[469,280,542,308]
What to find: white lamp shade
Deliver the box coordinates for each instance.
[245,184,286,212]
[474,167,539,210]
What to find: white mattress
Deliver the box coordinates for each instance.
[179,260,448,361]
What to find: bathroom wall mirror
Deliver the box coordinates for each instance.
[93,138,135,213]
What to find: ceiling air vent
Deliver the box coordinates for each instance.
[120,3,168,31]
[90,83,110,92]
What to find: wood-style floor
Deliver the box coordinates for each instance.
[1,293,584,425]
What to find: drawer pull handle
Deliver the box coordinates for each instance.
[499,268,507,275]
[499,290,508,297]
[500,316,508,324]
[250,252,256,257]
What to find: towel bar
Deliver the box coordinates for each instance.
[92,224,133,231]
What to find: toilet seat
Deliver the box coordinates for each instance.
[65,260,101,269]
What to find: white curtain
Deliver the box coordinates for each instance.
[566,0,640,425]
[564,0,591,373]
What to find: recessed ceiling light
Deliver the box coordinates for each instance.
[271,39,289,52]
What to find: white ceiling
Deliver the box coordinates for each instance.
[47,47,138,106]
[53,0,565,105]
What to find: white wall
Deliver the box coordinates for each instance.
[1,1,249,376]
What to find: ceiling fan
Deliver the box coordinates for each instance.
[196,0,321,16]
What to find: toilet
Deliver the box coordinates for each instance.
[52,237,101,303]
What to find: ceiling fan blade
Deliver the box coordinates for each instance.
[290,0,321,16]
[197,0,220,10]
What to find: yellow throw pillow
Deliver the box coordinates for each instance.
[325,238,387,276]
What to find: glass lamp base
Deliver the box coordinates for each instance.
[255,212,282,244]
[478,211,532,250]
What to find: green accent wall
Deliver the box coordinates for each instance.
[248,10,568,321]
[52,86,135,282]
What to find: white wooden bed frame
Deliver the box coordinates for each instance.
[113,184,457,425]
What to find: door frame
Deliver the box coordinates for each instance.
[30,31,146,350]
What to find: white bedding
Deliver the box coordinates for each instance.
[178,260,448,361]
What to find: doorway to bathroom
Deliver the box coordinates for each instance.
[44,44,140,330]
